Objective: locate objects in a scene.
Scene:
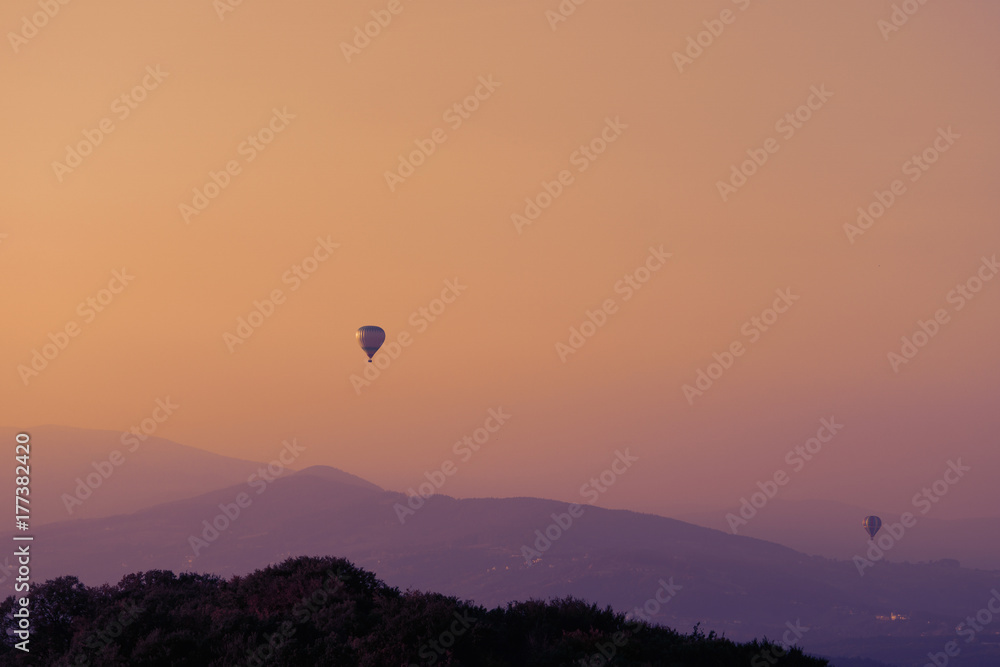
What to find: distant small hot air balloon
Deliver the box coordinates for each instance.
[862,515,882,540]
[356,326,385,362]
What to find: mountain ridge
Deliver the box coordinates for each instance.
[11,469,1000,666]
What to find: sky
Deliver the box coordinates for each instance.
[3,0,999,522]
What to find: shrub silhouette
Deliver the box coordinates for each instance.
[0,556,827,666]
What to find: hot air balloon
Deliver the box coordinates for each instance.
[356,326,385,362]
[862,515,882,540]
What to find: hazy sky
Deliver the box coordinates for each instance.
[3,0,998,521]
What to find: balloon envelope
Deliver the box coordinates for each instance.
[356,326,385,362]
[862,515,882,540]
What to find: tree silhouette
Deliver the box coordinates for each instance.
[0,556,828,666]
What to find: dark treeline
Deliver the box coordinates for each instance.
[0,556,827,666]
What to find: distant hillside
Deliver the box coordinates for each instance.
[675,498,1000,571]
[13,470,1000,666]
[0,425,292,525]
[294,464,383,492]
[0,556,829,666]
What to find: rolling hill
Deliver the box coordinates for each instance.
[13,465,1000,666]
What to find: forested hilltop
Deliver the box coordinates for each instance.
[0,556,827,666]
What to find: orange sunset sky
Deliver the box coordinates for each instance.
[3,0,999,520]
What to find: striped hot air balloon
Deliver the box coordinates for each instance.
[862,515,882,540]
[356,326,385,362]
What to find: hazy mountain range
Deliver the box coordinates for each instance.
[0,425,269,524]
[4,426,999,666]
[674,498,1000,571]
